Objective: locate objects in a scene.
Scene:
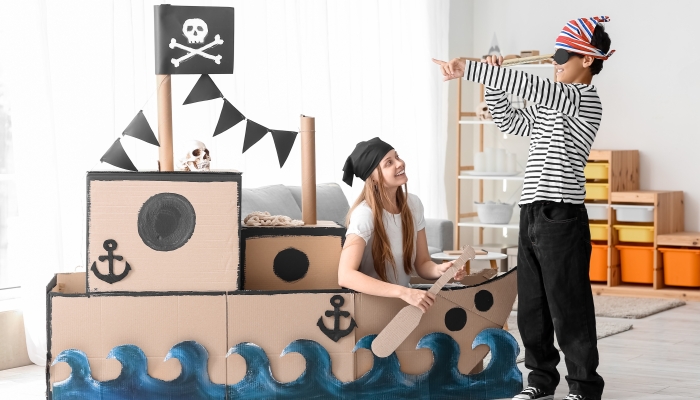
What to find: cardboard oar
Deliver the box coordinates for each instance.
[371,245,477,358]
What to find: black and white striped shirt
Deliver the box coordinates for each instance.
[464,60,602,205]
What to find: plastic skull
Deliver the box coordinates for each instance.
[476,101,492,120]
[183,19,208,44]
[178,140,211,172]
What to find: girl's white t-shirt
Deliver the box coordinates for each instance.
[345,193,426,287]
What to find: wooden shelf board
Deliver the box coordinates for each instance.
[458,174,524,181]
[458,222,519,229]
[591,283,700,301]
[611,190,678,204]
[459,120,495,125]
[657,231,700,247]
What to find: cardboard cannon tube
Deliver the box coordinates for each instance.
[300,115,317,225]
[156,75,174,171]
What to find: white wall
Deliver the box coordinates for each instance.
[445,0,475,246]
[449,0,700,236]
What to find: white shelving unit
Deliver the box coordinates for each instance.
[458,222,519,229]
[459,119,495,125]
[458,174,524,181]
[454,58,554,247]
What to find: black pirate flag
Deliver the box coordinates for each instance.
[154,5,234,75]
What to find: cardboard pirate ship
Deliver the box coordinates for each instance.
[46,5,521,399]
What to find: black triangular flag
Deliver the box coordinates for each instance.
[242,120,269,153]
[183,74,222,105]
[270,130,298,167]
[213,99,246,136]
[100,138,138,171]
[122,110,159,146]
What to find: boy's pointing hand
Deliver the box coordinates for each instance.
[432,58,466,81]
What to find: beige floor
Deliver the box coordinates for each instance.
[2,302,699,400]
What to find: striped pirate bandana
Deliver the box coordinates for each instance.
[555,16,615,60]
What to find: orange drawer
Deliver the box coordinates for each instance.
[589,243,607,282]
[659,248,700,287]
[615,245,654,284]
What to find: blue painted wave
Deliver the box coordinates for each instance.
[52,341,225,400]
[53,328,521,400]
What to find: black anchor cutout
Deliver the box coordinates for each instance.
[317,295,357,342]
[91,239,132,284]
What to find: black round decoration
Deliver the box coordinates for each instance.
[474,290,494,312]
[137,193,196,252]
[273,248,310,282]
[444,307,467,331]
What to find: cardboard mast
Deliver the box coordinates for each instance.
[156,74,174,171]
[300,115,317,225]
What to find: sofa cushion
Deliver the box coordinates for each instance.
[240,184,302,221]
[287,183,350,226]
[428,246,442,255]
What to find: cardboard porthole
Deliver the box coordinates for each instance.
[474,290,494,312]
[444,307,467,331]
[137,193,196,251]
[273,248,310,282]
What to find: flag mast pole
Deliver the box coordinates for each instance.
[156,74,174,171]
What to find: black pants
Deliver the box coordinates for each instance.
[517,201,604,399]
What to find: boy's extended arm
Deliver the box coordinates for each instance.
[484,88,538,137]
[464,60,580,117]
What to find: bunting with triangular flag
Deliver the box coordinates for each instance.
[214,99,245,136]
[183,74,223,105]
[100,138,138,171]
[270,130,298,167]
[122,110,159,146]
[180,74,300,168]
[242,120,269,153]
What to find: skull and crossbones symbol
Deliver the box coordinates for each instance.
[170,18,224,68]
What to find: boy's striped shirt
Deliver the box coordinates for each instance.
[463,60,602,205]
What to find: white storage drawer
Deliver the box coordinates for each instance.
[611,205,655,223]
[585,203,609,220]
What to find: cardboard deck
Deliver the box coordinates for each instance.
[48,274,228,387]
[48,269,519,399]
[86,172,241,292]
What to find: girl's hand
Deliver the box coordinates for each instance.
[482,55,503,67]
[437,260,468,281]
[400,287,436,313]
[432,58,466,81]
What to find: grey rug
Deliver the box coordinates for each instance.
[512,295,685,319]
[484,316,633,365]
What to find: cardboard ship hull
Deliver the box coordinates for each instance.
[47,268,520,399]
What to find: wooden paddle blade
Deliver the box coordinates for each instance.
[371,305,423,358]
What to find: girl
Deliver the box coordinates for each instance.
[338,137,466,313]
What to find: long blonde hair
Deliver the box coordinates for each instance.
[346,168,415,282]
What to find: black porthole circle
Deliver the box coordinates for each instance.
[474,290,494,312]
[137,193,196,252]
[444,307,468,331]
[273,247,310,282]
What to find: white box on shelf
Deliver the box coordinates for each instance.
[611,205,655,223]
[585,203,609,220]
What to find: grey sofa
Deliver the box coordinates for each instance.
[240,183,453,254]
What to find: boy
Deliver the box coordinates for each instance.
[433,16,614,400]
